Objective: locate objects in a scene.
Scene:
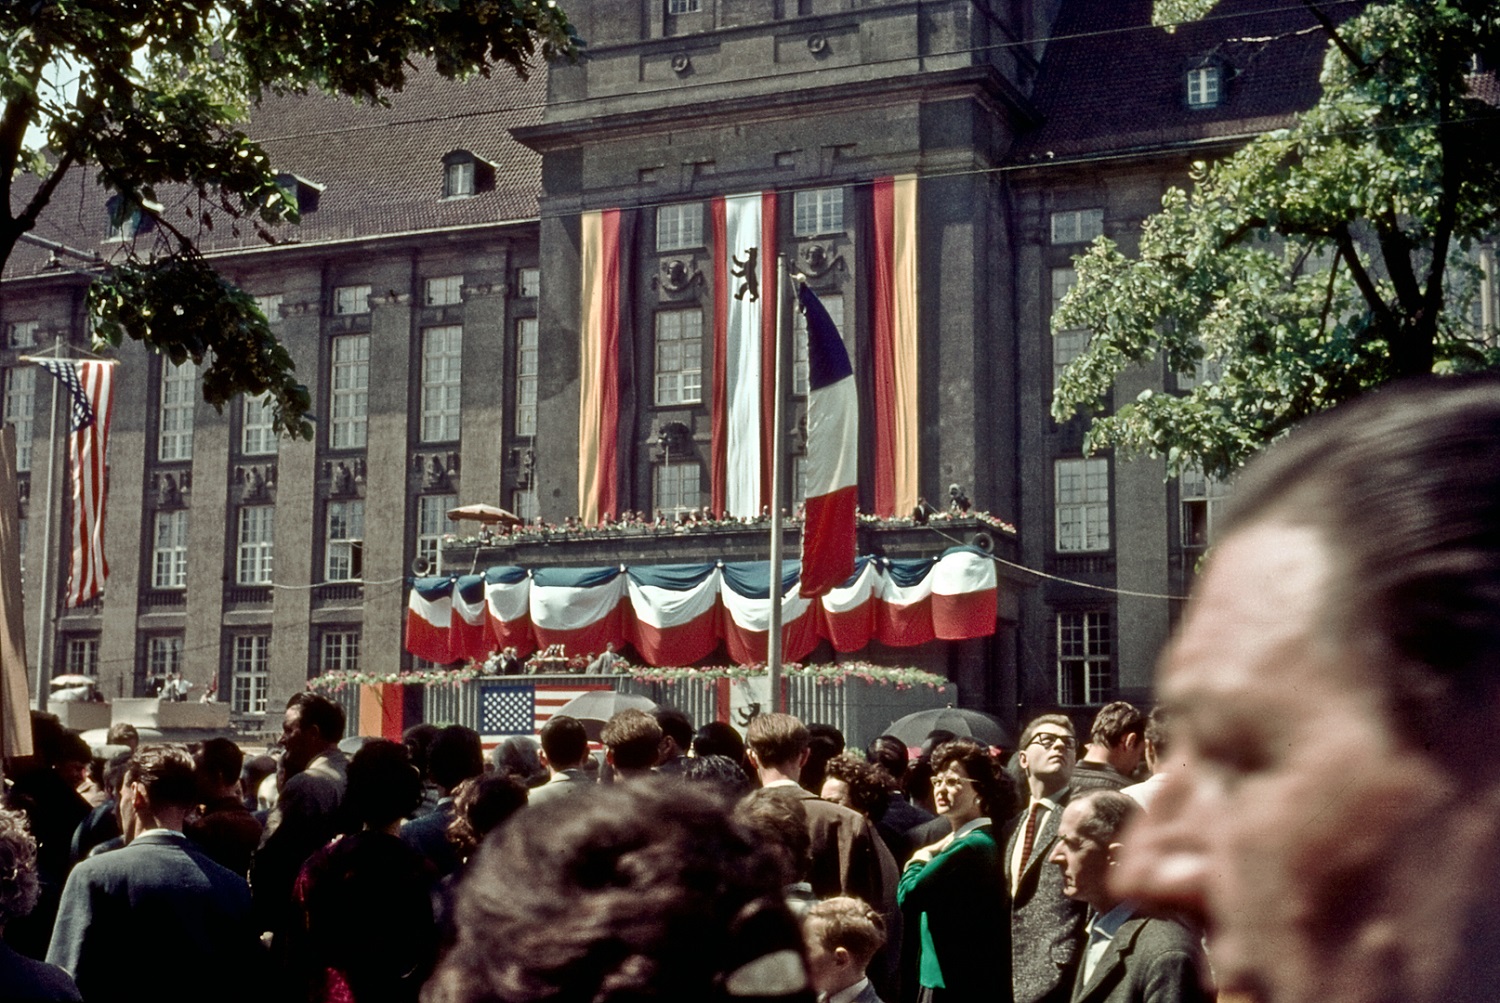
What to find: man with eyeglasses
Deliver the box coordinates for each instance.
[1006,714,1088,1003]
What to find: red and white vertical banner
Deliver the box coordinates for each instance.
[36,360,115,607]
[578,209,623,526]
[711,192,778,518]
[870,175,918,518]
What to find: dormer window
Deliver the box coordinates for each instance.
[275,173,325,214]
[105,195,159,240]
[1186,63,1223,109]
[442,150,496,200]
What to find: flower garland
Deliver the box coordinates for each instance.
[306,660,948,694]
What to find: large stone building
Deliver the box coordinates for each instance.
[0,0,1355,730]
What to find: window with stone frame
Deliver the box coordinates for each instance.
[420,325,463,443]
[654,309,703,406]
[1050,208,1104,245]
[320,630,361,675]
[64,636,99,678]
[793,188,844,237]
[654,461,702,516]
[330,334,369,449]
[1180,465,1231,549]
[1057,610,1114,705]
[516,318,539,436]
[424,275,463,307]
[4,366,34,472]
[158,360,196,461]
[334,284,371,316]
[152,509,189,589]
[147,635,182,689]
[241,391,278,456]
[656,202,704,251]
[416,494,457,574]
[236,505,275,585]
[231,635,270,714]
[1055,457,1110,552]
[325,499,365,581]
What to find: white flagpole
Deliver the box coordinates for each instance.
[30,340,61,710]
[766,255,789,712]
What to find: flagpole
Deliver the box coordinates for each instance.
[30,340,61,710]
[766,255,789,713]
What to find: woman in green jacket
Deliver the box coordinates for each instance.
[897,738,1016,1003]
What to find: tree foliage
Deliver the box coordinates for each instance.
[1053,0,1500,477]
[0,0,579,439]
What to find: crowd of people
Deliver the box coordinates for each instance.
[5,376,1500,1003]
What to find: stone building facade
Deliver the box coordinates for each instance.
[0,0,1352,729]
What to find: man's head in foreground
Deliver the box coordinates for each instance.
[1050,790,1138,913]
[1116,377,1500,1003]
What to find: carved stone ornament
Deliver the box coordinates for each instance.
[652,258,704,298]
[326,458,366,497]
[797,241,845,282]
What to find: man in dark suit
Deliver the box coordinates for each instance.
[47,745,258,1003]
[1050,790,1210,1003]
[748,714,899,1001]
[528,715,594,807]
[401,725,483,876]
[1005,714,1088,1003]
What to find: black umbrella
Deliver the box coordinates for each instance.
[885,707,1012,751]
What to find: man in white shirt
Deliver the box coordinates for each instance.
[1049,790,1210,1003]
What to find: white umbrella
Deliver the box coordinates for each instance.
[447,503,521,526]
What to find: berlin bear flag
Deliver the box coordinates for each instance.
[798,283,858,598]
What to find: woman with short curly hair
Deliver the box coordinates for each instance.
[0,808,81,1000]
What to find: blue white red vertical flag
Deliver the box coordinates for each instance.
[36,360,115,607]
[797,284,858,598]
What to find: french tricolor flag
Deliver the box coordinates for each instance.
[798,283,858,598]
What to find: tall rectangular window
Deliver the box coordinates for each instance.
[1057,611,1113,705]
[516,318,539,436]
[64,637,99,678]
[330,334,369,449]
[1055,458,1110,552]
[517,267,541,298]
[8,320,38,349]
[334,284,371,315]
[793,188,844,237]
[148,635,182,685]
[252,293,283,325]
[420,325,463,442]
[1180,466,1231,549]
[1051,267,1088,389]
[792,293,845,396]
[656,203,704,251]
[424,275,463,306]
[1050,209,1104,245]
[326,499,365,581]
[655,461,702,515]
[232,635,270,714]
[158,361,196,461]
[320,631,361,675]
[654,310,703,405]
[445,160,475,199]
[4,366,34,472]
[416,494,457,574]
[152,510,189,589]
[236,506,275,585]
[241,391,278,455]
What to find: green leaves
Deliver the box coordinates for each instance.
[89,256,313,439]
[2,0,582,440]
[1053,1,1500,478]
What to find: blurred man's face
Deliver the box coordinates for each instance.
[1114,521,1456,1003]
[280,705,320,775]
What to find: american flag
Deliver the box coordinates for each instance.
[478,682,611,750]
[36,360,115,607]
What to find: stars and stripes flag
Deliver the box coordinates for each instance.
[797,283,858,597]
[477,682,611,750]
[35,360,116,607]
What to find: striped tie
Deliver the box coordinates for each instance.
[1020,801,1045,866]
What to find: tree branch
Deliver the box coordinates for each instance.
[1335,223,1395,332]
[1297,0,1366,72]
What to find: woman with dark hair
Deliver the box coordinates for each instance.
[0,808,80,1000]
[295,739,437,1003]
[896,738,1014,1003]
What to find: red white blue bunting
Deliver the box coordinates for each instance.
[405,546,998,667]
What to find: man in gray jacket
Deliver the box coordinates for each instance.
[529,715,593,807]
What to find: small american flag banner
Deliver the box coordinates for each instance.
[478,682,611,750]
[36,360,116,607]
